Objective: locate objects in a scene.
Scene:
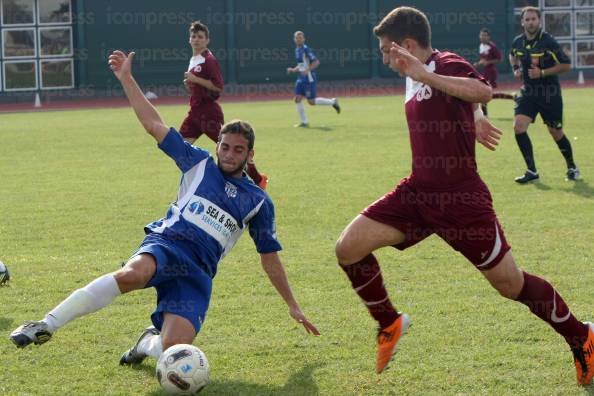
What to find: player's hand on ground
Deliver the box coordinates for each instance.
[108,50,134,81]
[289,306,320,336]
[528,65,541,79]
[475,116,502,151]
[389,42,426,80]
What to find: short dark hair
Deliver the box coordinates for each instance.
[219,120,255,150]
[373,6,431,48]
[480,28,491,35]
[190,20,209,39]
[520,6,541,19]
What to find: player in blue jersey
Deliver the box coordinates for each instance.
[9,50,320,364]
[287,31,341,127]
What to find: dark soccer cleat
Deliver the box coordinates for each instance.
[293,122,309,128]
[332,99,341,114]
[120,326,160,366]
[9,321,52,348]
[376,313,410,374]
[566,167,581,181]
[572,322,594,385]
[514,170,539,184]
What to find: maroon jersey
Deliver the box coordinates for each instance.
[187,49,224,108]
[479,41,501,86]
[405,51,487,190]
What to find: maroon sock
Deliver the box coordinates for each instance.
[340,254,399,329]
[516,271,588,347]
[246,162,262,184]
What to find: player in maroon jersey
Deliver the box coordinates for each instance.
[182,21,268,189]
[473,28,513,116]
[335,6,594,384]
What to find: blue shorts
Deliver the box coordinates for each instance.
[295,79,317,99]
[131,233,212,333]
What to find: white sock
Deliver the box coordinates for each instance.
[314,97,335,106]
[296,102,308,123]
[43,274,121,332]
[137,334,163,359]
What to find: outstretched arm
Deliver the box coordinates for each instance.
[389,42,492,103]
[108,50,169,143]
[260,252,320,335]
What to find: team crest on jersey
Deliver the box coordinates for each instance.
[225,182,237,198]
[416,85,433,102]
[193,65,202,73]
[188,201,205,214]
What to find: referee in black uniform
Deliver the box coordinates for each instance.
[509,6,580,183]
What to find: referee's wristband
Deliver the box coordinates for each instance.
[540,69,546,78]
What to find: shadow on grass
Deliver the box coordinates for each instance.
[490,117,513,122]
[561,179,594,199]
[517,180,553,191]
[307,126,334,132]
[0,317,13,331]
[143,363,322,395]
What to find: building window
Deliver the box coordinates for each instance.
[544,0,571,7]
[544,12,573,38]
[40,58,72,88]
[559,41,574,66]
[3,59,36,90]
[2,28,35,57]
[577,40,594,66]
[515,0,540,8]
[38,0,71,25]
[576,1,594,7]
[576,11,594,36]
[1,0,35,25]
[39,27,71,57]
[0,0,73,92]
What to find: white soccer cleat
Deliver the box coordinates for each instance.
[9,321,52,348]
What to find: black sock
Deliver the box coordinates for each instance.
[515,132,536,172]
[481,104,488,117]
[555,135,576,169]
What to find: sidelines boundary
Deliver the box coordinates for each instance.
[1,80,593,114]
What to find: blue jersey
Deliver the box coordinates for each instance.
[145,128,282,277]
[295,45,317,83]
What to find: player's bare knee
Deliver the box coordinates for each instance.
[294,97,302,103]
[113,268,147,292]
[335,235,357,265]
[161,333,195,351]
[307,99,315,106]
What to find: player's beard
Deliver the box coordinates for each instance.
[217,157,248,177]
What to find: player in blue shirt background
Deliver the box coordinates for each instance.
[287,31,341,127]
[10,50,320,365]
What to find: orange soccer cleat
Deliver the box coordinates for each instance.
[376,313,410,374]
[573,322,594,385]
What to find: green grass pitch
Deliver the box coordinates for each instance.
[0,89,593,395]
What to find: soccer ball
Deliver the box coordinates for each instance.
[0,261,10,286]
[156,344,209,395]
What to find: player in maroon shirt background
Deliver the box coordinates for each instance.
[473,28,514,116]
[335,6,594,384]
[182,21,268,189]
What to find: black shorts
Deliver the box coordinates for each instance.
[514,88,563,129]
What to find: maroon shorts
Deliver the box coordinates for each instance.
[483,68,498,88]
[179,103,224,142]
[362,178,511,270]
